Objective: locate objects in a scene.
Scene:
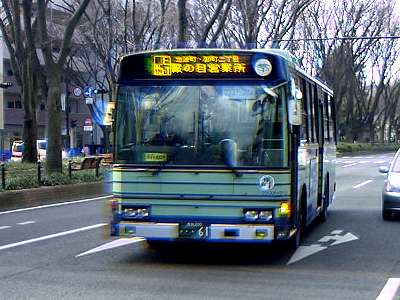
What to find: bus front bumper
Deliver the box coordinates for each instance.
[111,222,276,242]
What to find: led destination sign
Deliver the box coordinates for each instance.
[152,54,247,76]
[118,51,289,84]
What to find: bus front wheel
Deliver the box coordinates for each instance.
[289,197,305,250]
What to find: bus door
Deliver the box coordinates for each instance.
[315,87,325,208]
[305,81,318,220]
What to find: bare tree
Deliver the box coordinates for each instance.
[0,1,43,162]
[37,0,91,174]
[298,0,399,142]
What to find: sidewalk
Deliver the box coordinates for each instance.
[0,181,111,212]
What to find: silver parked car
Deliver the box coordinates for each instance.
[379,149,400,220]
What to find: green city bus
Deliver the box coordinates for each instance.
[109,49,336,248]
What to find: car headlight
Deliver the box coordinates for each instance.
[387,182,400,193]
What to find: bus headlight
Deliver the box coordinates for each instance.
[123,207,149,219]
[258,210,273,221]
[244,210,259,221]
[243,209,273,222]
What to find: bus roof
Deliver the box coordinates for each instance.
[119,48,333,94]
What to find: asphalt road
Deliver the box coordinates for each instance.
[0,152,399,300]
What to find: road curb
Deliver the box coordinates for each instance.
[0,181,111,211]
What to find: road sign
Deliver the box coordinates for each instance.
[85,97,94,104]
[83,86,93,97]
[73,87,82,97]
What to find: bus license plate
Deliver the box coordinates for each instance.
[179,222,208,239]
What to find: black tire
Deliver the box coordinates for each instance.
[382,210,392,221]
[288,226,301,250]
[289,197,305,250]
[317,183,329,223]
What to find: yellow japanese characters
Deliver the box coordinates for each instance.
[152,54,247,76]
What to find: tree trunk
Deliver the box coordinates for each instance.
[46,71,63,174]
[177,0,187,48]
[100,125,111,152]
[21,59,37,163]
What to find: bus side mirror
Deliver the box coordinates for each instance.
[220,139,237,167]
[289,98,302,126]
[104,102,115,126]
[288,78,302,126]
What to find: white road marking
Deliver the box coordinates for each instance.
[288,244,327,264]
[76,237,145,257]
[17,221,36,225]
[288,230,358,264]
[0,223,106,251]
[319,232,359,245]
[376,278,400,300]
[330,230,343,235]
[353,180,373,189]
[0,226,11,230]
[374,160,385,164]
[358,161,369,164]
[342,163,358,168]
[0,195,112,216]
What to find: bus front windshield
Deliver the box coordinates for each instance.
[115,84,288,168]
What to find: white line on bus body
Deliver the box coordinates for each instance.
[376,278,400,300]
[0,195,112,216]
[0,226,11,230]
[0,223,106,251]
[342,163,358,168]
[353,180,373,189]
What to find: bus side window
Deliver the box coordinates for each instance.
[324,93,330,142]
[308,82,316,143]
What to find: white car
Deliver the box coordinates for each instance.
[11,139,67,162]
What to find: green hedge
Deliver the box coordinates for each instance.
[0,160,110,191]
[337,143,400,154]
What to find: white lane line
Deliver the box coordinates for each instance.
[353,180,373,189]
[0,195,112,216]
[0,226,11,230]
[76,237,145,257]
[342,163,358,168]
[358,161,369,164]
[17,221,36,225]
[376,278,400,300]
[374,160,385,164]
[0,223,106,251]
